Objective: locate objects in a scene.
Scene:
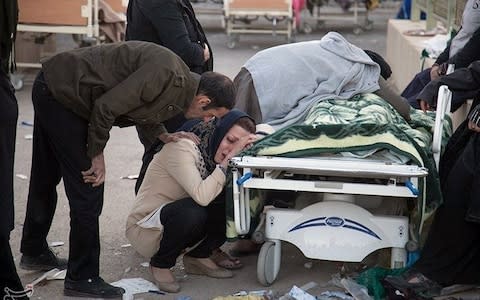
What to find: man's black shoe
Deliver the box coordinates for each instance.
[64,277,125,298]
[20,248,68,271]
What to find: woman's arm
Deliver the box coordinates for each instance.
[165,139,226,206]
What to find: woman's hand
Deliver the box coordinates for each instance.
[81,152,105,187]
[468,120,480,133]
[419,99,433,113]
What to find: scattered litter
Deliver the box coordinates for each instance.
[24,134,33,140]
[175,296,193,300]
[320,291,354,300]
[340,278,372,300]
[121,174,139,180]
[49,241,64,247]
[279,285,316,300]
[26,268,65,289]
[46,269,66,280]
[140,262,150,267]
[121,243,132,248]
[304,261,313,269]
[251,45,260,50]
[114,251,122,256]
[111,278,159,296]
[15,174,28,180]
[21,121,33,127]
[214,290,273,300]
[124,267,131,273]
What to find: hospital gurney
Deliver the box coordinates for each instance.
[229,88,452,286]
[301,0,374,35]
[223,0,295,48]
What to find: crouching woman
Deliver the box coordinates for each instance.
[126,110,256,293]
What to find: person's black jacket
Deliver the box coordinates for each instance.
[419,61,480,106]
[435,26,480,70]
[0,0,18,73]
[126,0,213,74]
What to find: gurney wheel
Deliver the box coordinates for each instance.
[302,23,313,34]
[227,35,239,49]
[353,27,363,35]
[257,241,279,286]
[10,75,23,91]
[364,20,374,31]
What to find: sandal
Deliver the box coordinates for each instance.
[210,249,243,270]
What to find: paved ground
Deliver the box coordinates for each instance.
[10,2,401,299]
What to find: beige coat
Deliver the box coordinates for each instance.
[126,139,225,258]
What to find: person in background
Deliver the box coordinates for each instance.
[126,0,214,193]
[18,41,233,298]
[0,0,28,298]
[126,110,256,293]
[402,0,480,111]
[386,61,480,297]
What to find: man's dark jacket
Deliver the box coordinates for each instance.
[42,41,200,158]
[126,0,213,74]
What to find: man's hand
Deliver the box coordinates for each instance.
[430,65,441,81]
[81,152,105,187]
[220,134,258,167]
[203,44,210,62]
[419,100,433,113]
[468,120,480,133]
[159,132,200,144]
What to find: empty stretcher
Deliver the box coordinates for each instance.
[224,0,295,48]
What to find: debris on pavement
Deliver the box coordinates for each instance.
[140,262,150,267]
[26,268,66,290]
[21,121,33,127]
[49,241,64,247]
[111,278,160,296]
[121,243,132,248]
[121,174,139,180]
[24,134,33,140]
[15,174,28,180]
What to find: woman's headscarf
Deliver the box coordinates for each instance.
[178,109,253,174]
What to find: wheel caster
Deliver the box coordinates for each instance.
[257,241,280,286]
[353,26,362,35]
[302,22,313,34]
[10,75,23,91]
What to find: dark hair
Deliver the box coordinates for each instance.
[233,116,256,134]
[197,71,236,110]
[363,49,392,80]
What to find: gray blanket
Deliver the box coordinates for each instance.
[244,32,381,129]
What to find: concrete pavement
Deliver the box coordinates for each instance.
[10,2,400,299]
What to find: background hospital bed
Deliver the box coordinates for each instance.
[301,0,374,35]
[223,0,295,48]
[228,88,452,285]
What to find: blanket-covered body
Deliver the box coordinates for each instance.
[226,93,452,242]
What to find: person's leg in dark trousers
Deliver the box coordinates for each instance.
[186,194,227,259]
[21,73,104,281]
[0,70,28,299]
[413,133,480,286]
[150,198,208,268]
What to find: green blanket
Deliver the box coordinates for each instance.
[226,93,452,241]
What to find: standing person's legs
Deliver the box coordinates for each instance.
[21,73,123,297]
[20,74,66,271]
[0,71,28,299]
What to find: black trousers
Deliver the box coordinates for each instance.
[20,72,105,281]
[413,124,480,286]
[0,70,26,298]
[150,195,226,268]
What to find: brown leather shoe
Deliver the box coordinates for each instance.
[150,266,180,293]
[183,255,233,278]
